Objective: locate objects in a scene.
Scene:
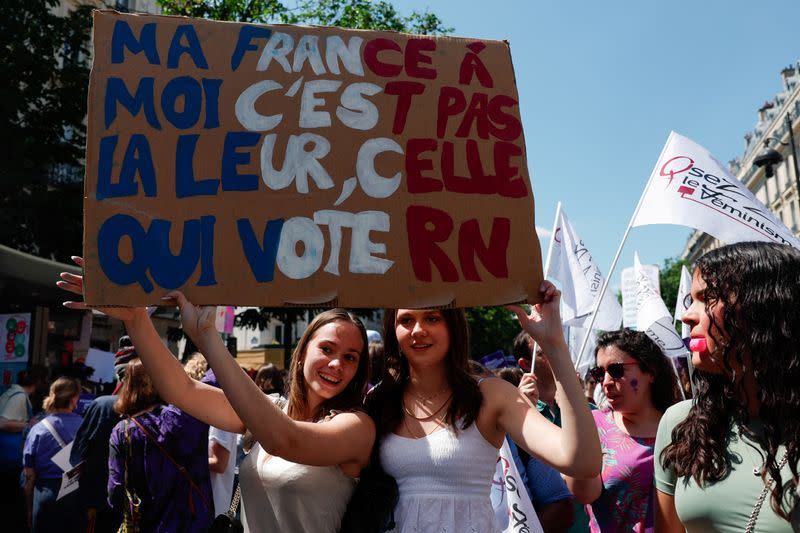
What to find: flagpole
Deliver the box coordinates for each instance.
[576,133,676,359]
[531,202,562,374]
[670,358,686,400]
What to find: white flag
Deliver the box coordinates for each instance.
[492,440,544,533]
[673,265,693,339]
[634,253,688,358]
[546,205,622,331]
[632,131,800,249]
[569,325,597,377]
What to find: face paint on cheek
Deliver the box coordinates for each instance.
[630,378,639,394]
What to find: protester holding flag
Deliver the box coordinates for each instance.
[655,242,800,531]
[58,261,374,533]
[366,281,601,533]
[564,329,681,532]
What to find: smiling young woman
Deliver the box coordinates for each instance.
[366,281,603,533]
[58,261,375,533]
[655,242,800,532]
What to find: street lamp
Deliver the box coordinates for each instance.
[753,112,800,200]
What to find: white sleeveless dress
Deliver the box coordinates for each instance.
[380,422,501,533]
[238,442,357,532]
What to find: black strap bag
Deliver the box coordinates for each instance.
[339,445,398,533]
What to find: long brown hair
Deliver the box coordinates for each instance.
[660,242,800,520]
[114,359,163,416]
[285,309,369,422]
[366,308,482,436]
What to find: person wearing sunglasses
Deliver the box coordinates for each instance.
[563,328,681,532]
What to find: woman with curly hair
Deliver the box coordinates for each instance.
[564,328,681,532]
[655,242,800,531]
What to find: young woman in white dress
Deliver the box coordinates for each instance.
[366,281,602,533]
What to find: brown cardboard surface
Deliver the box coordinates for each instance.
[83,11,542,308]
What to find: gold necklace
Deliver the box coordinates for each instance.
[407,386,449,403]
[402,393,453,421]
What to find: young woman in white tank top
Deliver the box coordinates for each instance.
[367,281,603,533]
[58,263,375,533]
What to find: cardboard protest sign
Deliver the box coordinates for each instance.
[83,11,542,308]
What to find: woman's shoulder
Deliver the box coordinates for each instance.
[661,399,693,427]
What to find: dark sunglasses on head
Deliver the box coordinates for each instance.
[589,361,639,381]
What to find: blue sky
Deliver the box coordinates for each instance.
[395,0,800,285]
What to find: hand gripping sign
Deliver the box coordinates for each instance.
[83,11,542,308]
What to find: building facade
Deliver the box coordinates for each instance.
[682,62,800,263]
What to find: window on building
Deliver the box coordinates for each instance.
[275,325,283,344]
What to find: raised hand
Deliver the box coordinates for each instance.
[57,256,147,323]
[506,280,565,349]
[164,291,218,347]
[518,372,539,405]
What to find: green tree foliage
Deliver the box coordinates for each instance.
[155,0,449,364]
[0,0,93,261]
[660,257,690,323]
[465,306,520,361]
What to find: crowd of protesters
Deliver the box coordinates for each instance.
[0,240,797,532]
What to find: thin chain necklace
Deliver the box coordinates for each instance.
[407,386,449,403]
[402,409,446,439]
[402,393,453,421]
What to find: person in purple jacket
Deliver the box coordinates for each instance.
[23,376,83,532]
[108,358,213,532]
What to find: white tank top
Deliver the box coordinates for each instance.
[380,422,500,533]
[238,442,356,533]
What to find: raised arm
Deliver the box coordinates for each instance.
[498,282,602,479]
[58,259,244,433]
[169,291,375,469]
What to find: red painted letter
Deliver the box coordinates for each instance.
[458,217,510,281]
[385,81,426,134]
[407,205,458,282]
[364,38,402,77]
[406,38,437,79]
[406,139,441,193]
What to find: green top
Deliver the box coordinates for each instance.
[654,400,799,532]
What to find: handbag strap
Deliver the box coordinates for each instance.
[744,451,789,533]
[41,418,67,448]
[227,482,241,517]
[126,415,210,513]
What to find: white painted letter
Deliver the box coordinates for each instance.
[235,80,283,131]
[325,36,364,76]
[313,210,356,276]
[350,211,393,274]
[293,35,326,75]
[256,32,293,73]
[299,79,342,128]
[356,138,403,198]
[276,217,324,279]
[336,82,381,131]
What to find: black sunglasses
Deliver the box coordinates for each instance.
[589,361,639,381]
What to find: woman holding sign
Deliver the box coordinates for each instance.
[366,281,602,533]
[655,242,800,531]
[58,259,375,533]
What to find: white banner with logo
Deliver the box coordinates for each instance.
[545,204,622,331]
[632,131,800,249]
[492,440,544,533]
[634,253,688,358]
